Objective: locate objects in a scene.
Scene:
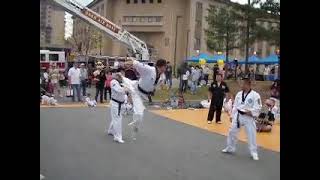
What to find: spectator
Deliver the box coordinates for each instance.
[219,67,226,80]
[43,69,49,90]
[249,66,256,84]
[256,64,264,81]
[256,99,278,132]
[104,71,113,101]
[68,62,81,102]
[59,71,66,88]
[165,61,173,89]
[80,63,88,97]
[125,68,138,80]
[274,65,279,80]
[264,65,270,81]
[270,79,280,99]
[197,66,203,86]
[236,66,242,83]
[87,63,94,88]
[95,70,106,103]
[47,79,54,94]
[207,73,230,124]
[178,62,188,93]
[213,64,219,82]
[203,65,210,85]
[190,66,200,95]
[49,64,61,96]
[181,67,190,93]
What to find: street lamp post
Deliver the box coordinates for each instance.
[173,16,182,78]
[245,0,251,74]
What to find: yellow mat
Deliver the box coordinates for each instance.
[151,109,280,152]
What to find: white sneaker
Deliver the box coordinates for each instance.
[207,121,212,124]
[40,174,45,180]
[114,138,125,143]
[222,148,234,153]
[252,153,259,161]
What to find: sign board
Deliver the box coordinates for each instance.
[82,9,120,34]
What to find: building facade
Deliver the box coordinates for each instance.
[40,0,66,49]
[73,0,279,70]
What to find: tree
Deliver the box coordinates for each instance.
[205,6,241,63]
[260,0,280,16]
[66,21,100,63]
[231,0,280,73]
[260,0,280,46]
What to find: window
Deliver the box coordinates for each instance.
[40,54,46,61]
[194,38,200,50]
[148,17,153,22]
[150,0,153,3]
[134,0,138,3]
[133,17,139,22]
[140,17,146,22]
[158,0,162,3]
[49,54,59,61]
[142,0,146,3]
[127,0,130,3]
[165,38,169,46]
[127,17,133,22]
[155,16,161,22]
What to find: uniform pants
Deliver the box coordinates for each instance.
[226,114,258,156]
[108,101,123,140]
[207,102,223,122]
[121,77,146,140]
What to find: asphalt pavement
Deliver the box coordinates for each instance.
[40,107,279,180]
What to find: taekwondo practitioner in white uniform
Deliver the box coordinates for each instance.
[41,94,58,106]
[222,77,262,160]
[84,93,97,107]
[122,58,167,140]
[106,73,128,143]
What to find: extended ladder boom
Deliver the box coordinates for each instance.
[52,0,150,61]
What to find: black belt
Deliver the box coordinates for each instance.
[111,98,124,116]
[138,84,154,96]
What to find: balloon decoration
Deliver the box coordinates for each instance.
[199,58,206,65]
[217,59,224,70]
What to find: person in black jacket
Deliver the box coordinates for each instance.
[95,70,106,103]
[207,73,230,124]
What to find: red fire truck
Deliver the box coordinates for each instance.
[40,50,66,70]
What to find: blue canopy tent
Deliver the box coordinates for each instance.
[238,55,262,64]
[262,53,279,64]
[186,53,215,63]
[186,53,236,64]
[211,54,226,62]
